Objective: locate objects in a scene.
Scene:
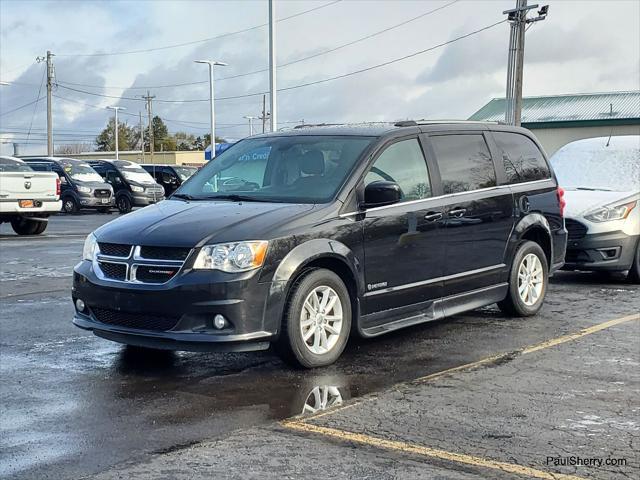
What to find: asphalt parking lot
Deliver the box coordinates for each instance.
[1,213,638,480]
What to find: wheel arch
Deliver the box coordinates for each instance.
[265,239,363,338]
[511,213,553,268]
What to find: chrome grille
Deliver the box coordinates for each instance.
[94,189,111,198]
[94,244,190,284]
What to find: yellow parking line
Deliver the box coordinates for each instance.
[521,313,639,354]
[281,314,639,479]
[281,421,586,480]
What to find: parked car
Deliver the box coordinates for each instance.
[87,159,165,213]
[0,156,61,235]
[550,136,640,282]
[22,157,113,214]
[140,164,198,197]
[72,122,567,368]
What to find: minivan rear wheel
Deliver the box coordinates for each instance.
[498,241,548,317]
[277,269,351,368]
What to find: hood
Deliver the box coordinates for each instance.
[95,199,315,247]
[563,189,638,217]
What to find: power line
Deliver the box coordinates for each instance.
[25,64,47,144]
[55,0,461,91]
[56,1,342,57]
[0,96,45,117]
[53,19,506,104]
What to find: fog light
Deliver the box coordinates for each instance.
[75,299,86,312]
[213,314,227,329]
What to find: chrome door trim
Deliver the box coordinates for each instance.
[364,264,506,297]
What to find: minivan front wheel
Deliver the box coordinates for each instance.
[498,241,548,317]
[277,269,352,368]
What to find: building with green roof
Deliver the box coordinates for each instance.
[468,91,640,155]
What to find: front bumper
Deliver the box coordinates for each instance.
[563,231,639,271]
[79,195,114,208]
[72,261,275,352]
[132,194,164,207]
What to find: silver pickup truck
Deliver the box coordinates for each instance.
[0,156,62,235]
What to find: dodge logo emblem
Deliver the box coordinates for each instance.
[24,181,31,189]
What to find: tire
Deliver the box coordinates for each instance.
[62,196,79,214]
[10,217,43,235]
[276,269,352,368]
[116,195,132,214]
[498,240,549,317]
[627,243,640,284]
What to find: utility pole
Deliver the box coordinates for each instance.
[46,51,54,155]
[260,95,268,134]
[142,91,155,163]
[504,1,548,125]
[139,111,144,159]
[268,0,277,132]
[106,106,125,159]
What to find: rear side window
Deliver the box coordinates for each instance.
[493,132,550,184]
[365,138,431,201]
[430,134,496,194]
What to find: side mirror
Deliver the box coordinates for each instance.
[362,181,402,209]
[59,176,67,184]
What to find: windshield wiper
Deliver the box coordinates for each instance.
[171,193,195,201]
[574,186,613,192]
[204,194,274,202]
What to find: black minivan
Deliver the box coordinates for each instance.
[23,157,114,213]
[73,122,567,368]
[87,159,165,213]
[140,164,198,197]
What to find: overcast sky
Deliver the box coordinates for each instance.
[1,0,638,155]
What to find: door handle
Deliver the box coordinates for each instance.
[448,207,467,218]
[424,211,443,222]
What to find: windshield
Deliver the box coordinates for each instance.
[550,139,640,192]
[176,135,374,203]
[173,166,198,181]
[0,158,33,172]
[62,161,104,183]
[114,161,156,184]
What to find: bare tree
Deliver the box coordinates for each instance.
[54,143,94,155]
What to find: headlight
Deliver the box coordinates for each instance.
[77,185,91,193]
[193,241,268,272]
[584,201,636,223]
[131,185,144,193]
[83,233,97,261]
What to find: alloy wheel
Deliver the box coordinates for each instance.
[517,253,544,306]
[301,386,343,415]
[299,285,343,355]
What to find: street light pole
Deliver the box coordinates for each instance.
[269,0,277,132]
[195,60,227,159]
[106,106,126,159]
[244,115,258,136]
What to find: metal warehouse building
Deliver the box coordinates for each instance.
[469,91,640,155]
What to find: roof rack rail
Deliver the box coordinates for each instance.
[293,123,345,129]
[395,119,504,127]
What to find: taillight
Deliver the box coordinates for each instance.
[56,177,61,196]
[557,186,566,217]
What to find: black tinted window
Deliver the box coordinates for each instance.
[365,139,431,201]
[494,132,550,183]
[431,134,496,194]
